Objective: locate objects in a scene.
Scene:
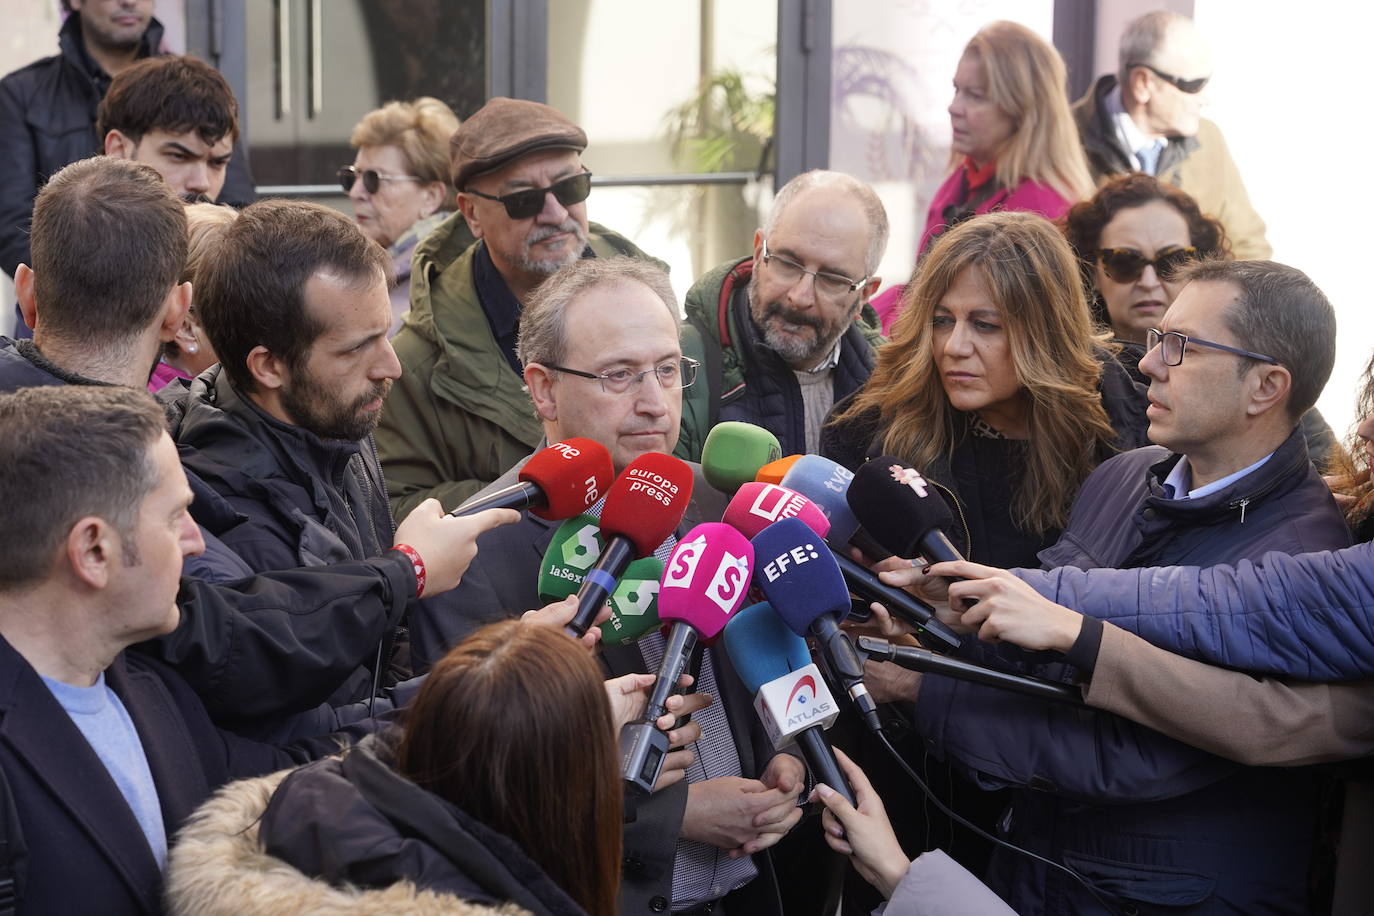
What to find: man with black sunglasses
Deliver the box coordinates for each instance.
[376,97,667,520]
[1072,10,1271,260]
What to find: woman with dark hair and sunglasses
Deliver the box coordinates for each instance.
[165,621,637,915]
[1063,173,1338,462]
[341,97,469,335]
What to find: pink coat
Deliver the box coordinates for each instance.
[872,171,1074,334]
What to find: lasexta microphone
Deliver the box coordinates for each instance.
[536,515,663,645]
[751,518,882,733]
[621,523,753,795]
[755,454,804,485]
[723,601,856,806]
[565,453,694,637]
[451,438,612,520]
[701,422,782,494]
[848,457,964,566]
[781,459,961,652]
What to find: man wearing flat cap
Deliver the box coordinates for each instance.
[376,97,665,518]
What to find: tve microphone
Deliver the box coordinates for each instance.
[781,459,961,652]
[565,453,694,637]
[723,601,856,805]
[536,516,663,645]
[755,454,804,485]
[621,523,753,795]
[452,438,612,520]
[751,517,882,733]
[721,482,831,541]
[701,422,782,494]
[848,457,965,565]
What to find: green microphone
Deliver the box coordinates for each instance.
[701,421,782,494]
[538,515,663,645]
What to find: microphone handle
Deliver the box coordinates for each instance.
[566,536,637,636]
[848,526,893,563]
[918,529,965,569]
[855,637,1084,706]
[810,613,882,734]
[643,624,698,723]
[449,480,540,517]
[831,551,962,653]
[796,726,856,807]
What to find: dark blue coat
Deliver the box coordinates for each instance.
[0,635,364,914]
[916,425,1349,914]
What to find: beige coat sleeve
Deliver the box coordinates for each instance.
[1084,621,1374,766]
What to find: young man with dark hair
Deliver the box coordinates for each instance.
[97,54,239,204]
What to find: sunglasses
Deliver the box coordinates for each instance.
[1127,62,1210,94]
[337,166,424,195]
[1097,246,1198,284]
[464,171,593,220]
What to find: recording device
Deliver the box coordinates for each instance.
[451,437,612,520]
[537,515,663,645]
[621,524,754,795]
[723,601,856,806]
[855,636,1085,706]
[779,459,961,652]
[565,453,694,637]
[750,518,882,734]
[848,457,964,566]
[721,482,832,542]
[700,422,782,494]
[755,454,804,485]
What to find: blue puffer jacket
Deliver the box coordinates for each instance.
[916,425,1348,914]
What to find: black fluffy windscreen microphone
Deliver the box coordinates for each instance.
[847,457,962,565]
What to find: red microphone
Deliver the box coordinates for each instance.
[565,453,695,636]
[722,481,831,540]
[621,523,754,794]
[452,438,613,521]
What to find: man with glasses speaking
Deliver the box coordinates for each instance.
[678,170,889,459]
[1073,10,1270,259]
[377,97,665,519]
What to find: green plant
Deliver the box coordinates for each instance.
[664,68,775,173]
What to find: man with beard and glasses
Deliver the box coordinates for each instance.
[678,170,888,459]
[375,97,667,519]
[1,2,255,336]
[171,199,431,737]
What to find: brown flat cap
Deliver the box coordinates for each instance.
[450,97,587,189]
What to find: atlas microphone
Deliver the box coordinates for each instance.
[723,481,960,653]
[750,518,883,734]
[537,515,664,645]
[451,438,613,520]
[780,458,961,652]
[565,453,694,637]
[700,421,782,494]
[723,601,857,806]
[621,523,753,795]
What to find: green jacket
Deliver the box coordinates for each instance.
[376,213,665,520]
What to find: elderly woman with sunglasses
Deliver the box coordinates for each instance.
[1063,173,1337,462]
[340,97,468,335]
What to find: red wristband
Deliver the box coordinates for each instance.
[393,543,427,598]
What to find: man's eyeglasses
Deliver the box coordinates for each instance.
[464,171,593,220]
[761,240,868,301]
[1097,246,1198,284]
[337,166,424,195]
[1146,328,1278,367]
[545,357,699,395]
[1127,62,1209,94]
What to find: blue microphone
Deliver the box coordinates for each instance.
[779,455,860,547]
[751,518,882,733]
[724,602,856,805]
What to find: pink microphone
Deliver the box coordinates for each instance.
[621,523,754,795]
[722,482,831,540]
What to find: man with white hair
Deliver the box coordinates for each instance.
[1073,10,1270,258]
[679,169,888,459]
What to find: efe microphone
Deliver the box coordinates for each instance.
[621,523,753,795]
[451,438,612,520]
